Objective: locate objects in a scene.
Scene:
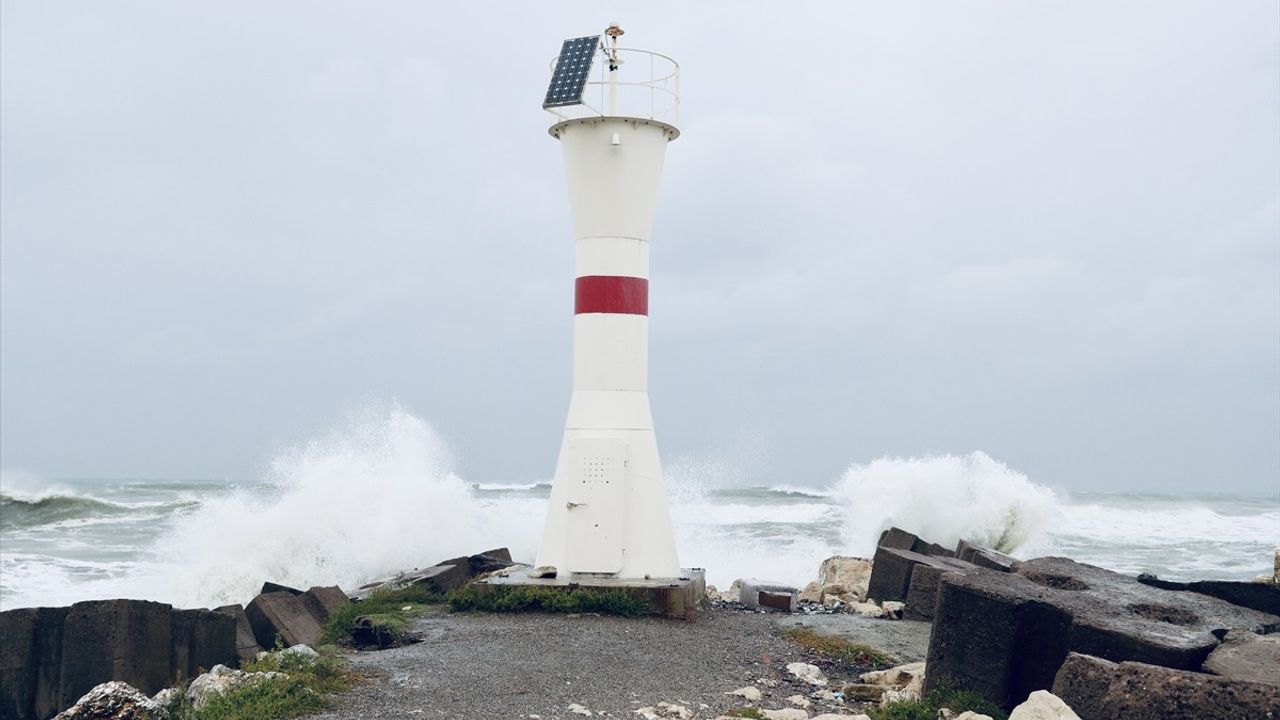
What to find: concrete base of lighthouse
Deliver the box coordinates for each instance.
[473,566,706,619]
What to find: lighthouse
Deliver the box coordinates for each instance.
[534,26,682,580]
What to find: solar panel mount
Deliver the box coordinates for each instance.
[543,35,600,109]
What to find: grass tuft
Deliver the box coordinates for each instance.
[721,708,767,719]
[448,584,651,615]
[160,646,355,720]
[867,683,1007,720]
[320,584,445,645]
[779,627,895,669]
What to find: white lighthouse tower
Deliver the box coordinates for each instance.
[534,27,682,581]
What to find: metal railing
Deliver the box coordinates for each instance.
[544,46,680,126]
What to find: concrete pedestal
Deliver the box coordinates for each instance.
[474,567,706,619]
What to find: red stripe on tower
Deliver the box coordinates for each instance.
[575,276,649,315]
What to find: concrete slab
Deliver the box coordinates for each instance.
[772,613,933,663]
[474,566,706,619]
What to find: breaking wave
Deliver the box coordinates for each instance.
[835,451,1061,557]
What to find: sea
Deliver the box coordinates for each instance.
[2,406,1277,611]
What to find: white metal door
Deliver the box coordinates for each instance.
[563,437,627,573]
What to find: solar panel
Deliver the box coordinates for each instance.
[543,35,599,109]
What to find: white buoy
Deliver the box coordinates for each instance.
[536,29,682,580]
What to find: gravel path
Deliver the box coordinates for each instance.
[311,608,931,720]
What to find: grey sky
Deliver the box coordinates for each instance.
[2,2,1277,495]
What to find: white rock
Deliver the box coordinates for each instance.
[762,709,809,720]
[812,715,872,720]
[818,556,873,601]
[722,579,743,602]
[799,581,823,603]
[786,661,829,686]
[758,677,780,688]
[955,712,994,720]
[729,686,763,701]
[787,694,812,708]
[657,701,693,719]
[282,643,319,661]
[860,661,925,688]
[531,565,557,578]
[849,601,885,618]
[568,703,593,716]
[878,672,924,707]
[151,687,181,706]
[823,596,846,611]
[881,601,905,619]
[635,708,662,720]
[187,665,287,709]
[705,584,721,600]
[1008,690,1082,720]
[55,681,162,720]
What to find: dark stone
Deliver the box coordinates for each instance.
[467,549,515,576]
[58,600,173,709]
[912,541,956,558]
[213,605,262,666]
[955,539,1016,572]
[1137,574,1280,615]
[924,558,1280,710]
[244,592,322,649]
[259,581,303,596]
[904,559,974,621]
[1052,652,1280,720]
[299,586,349,625]
[414,564,469,593]
[877,527,919,551]
[1202,630,1280,686]
[169,609,235,680]
[758,591,796,613]
[0,608,38,720]
[867,546,964,603]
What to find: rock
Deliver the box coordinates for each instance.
[150,687,180,707]
[185,664,285,709]
[1136,573,1280,615]
[1006,690,1080,720]
[838,683,885,701]
[1201,629,1280,686]
[818,556,873,602]
[799,582,823,603]
[53,681,162,720]
[656,701,693,719]
[740,580,798,612]
[259,582,303,596]
[568,703,593,716]
[280,644,319,662]
[881,601,905,619]
[531,566,558,579]
[924,557,1280,710]
[722,580,743,603]
[762,709,808,720]
[635,708,661,720]
[213,604,264,665]
[861,661,925,688]
[812,715,870,720]
[1052,651,1280,720]
[728,686,762,701]
[787,693,811,708]
[786,662,828,686]
[955,713,995,720]
[849,601,884,618]
[245,592,323,649]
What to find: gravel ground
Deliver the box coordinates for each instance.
[310,607,931,720]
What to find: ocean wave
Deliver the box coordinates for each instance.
[833,451,1060,556]
[765,484,834,499]
[0,492,132,528]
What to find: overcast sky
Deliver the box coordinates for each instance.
[2,2,1277,495]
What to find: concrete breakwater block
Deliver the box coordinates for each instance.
[867,547,970,603]
[0,600,237,720]
[352,548,514,599]
[738,580,797,612]
[1201,629,1280,686]
[1052,652,1280,720]
[244,585,348,650]
[924,556,1280,710]
[1137,573,1280,616]
[213,604,266,666]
